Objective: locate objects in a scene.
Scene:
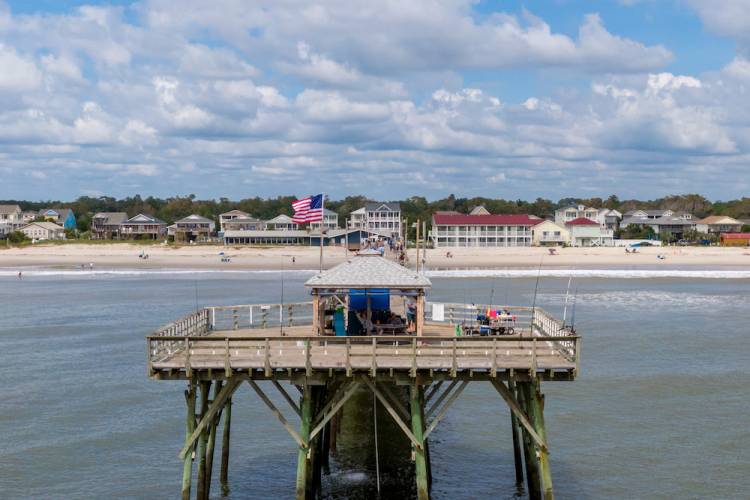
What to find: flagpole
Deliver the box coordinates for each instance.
[319,194,324,272]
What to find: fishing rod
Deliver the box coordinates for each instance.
[562,276,573,327]
[530,257,544,330]
[570,287,579,333]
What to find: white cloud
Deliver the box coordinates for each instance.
[0,44,41,91]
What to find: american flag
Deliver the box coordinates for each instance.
[292,194,324,224]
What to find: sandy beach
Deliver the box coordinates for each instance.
[2,243,750,270]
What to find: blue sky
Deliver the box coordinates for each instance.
[1,0,749,201]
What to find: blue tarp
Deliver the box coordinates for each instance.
[348,289,390,311]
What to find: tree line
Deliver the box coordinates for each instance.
[3,193,749,238]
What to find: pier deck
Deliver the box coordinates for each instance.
[148,304,579,381]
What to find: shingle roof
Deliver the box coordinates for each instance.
[0,204,21,214]
[123,213,166,225]
[266,214,295,224]
[220,210,249,217]
[175,214,214,224]
[305,255,430,289]
[697,215,741,225]
[432,213,541,225]
[93,212,128,224]
[22,221,64,231]
[365,202,401,212]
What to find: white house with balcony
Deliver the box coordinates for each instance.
[565,217,614,246]
[431,211,541,247]
[19,221,66,241]
[265,214,299,231]
[532,220,570,246]
[0,204,22,238]
[219,210,251,233]
[309,208,339,232]
[555,205,600,226]
[348,202,402,239]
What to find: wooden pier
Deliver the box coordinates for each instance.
[147,256,580,499]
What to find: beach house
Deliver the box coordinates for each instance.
[222,215,265,232]
[565,217,614,246]
[597,209,622,230]
[218,210,251,233]
[622,212,695,240]
[265,214,299,231]
[430,211,541,247]
[695,215,743,235]
[554,205,600,226]
[0,204,22,238]
[532,220,570,246]
[120,214,167,239]
[19,221,66,240]
[91,212,128,239]
[38,208,76,229]
[309,208,339,232]
[174,214,216,242]
[347,202,402,239]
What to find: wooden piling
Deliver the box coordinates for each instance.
[508,380,524,485]
[204,380,223,498]
[220,397,232,494]
[526,380,553,500]
[410,382,430,500]
[518,381,541,500]
[295,384,313,500]
[181,381,196,500]
[196,380,211,500]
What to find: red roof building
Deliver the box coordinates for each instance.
[564,217,599,226]
[431,209,541,248]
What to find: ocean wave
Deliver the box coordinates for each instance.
[0,267,319,277]
[425,268,750,279]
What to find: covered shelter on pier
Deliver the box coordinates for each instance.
[305,253,431,336]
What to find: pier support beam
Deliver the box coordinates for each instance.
[508,380,524,485]
[518,382,541,500]
[220,397,232,495]
[525,380,553,500]
[410,382,430,500]
[196,380,212,500]
[181,380,196,500]
[204,381,223,499]
[295,384,313,500]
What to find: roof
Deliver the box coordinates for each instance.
[364,202,401,212]
[0,204,21,214]
[432,213,542,226]
[305,254,431,289]
[220,210,249,217]
[624,209,670,217]
[93,212,128,224]
[721,233,750,239]
[322,208,338,216]
[350,207,366,214]
[175,214,214,224]
[123,213,167,225]
[649,216,695,226]
[22,221,64,231]
[266,214,296,224]
[39,208,73,219]
[697,215,741,225]
[565,217,599,226]
[469,206,490,215]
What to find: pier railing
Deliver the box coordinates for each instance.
[208,302,314,331]
[147,334,580,377]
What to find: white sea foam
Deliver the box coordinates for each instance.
[2,266,750,279]
[425,268,750,279]
[0,267,319,278]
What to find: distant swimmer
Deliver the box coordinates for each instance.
[89,263,94,269]
[18,271,22,279]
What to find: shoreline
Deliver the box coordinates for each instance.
[2,242,750,273]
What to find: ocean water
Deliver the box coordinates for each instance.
[0,268,748,499]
